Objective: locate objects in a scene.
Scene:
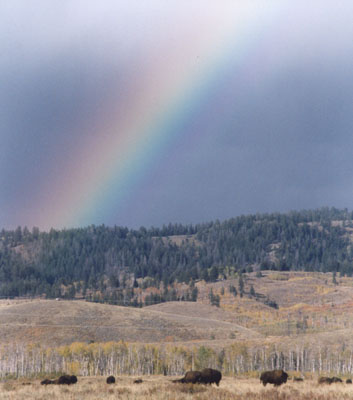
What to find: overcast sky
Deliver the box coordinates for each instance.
[1,1,353,230]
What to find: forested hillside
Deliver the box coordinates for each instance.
[1,207,353,301]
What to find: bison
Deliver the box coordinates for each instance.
[318,376,343,384]
[318,377,333,385]
[260,369,288,386]
[173,369,222,386]
[172,370,202,384]
[56,375,77,385]
[293,377,304,382]
[41,375,77,385]
[106,376,116,384]
[133,378,143,384]
[199,368,222,386]
[41,378,54,385]
[346,379,352,384]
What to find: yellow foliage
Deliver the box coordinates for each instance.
[69,342,91,357]
[315,285,334,295]
[26,343,41,352]
[57,345,71,358]
[67,361,80,375]
[228,343,248,358]
[268,273,289,281]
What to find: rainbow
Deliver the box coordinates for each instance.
[35,2,288,230]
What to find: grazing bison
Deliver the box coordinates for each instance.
[133,378,143,384]
[260,370,288,386]
[173,370,202,384]
[173,368,222,386]
[106,376,116,384]
[318,377,333,385]
[56,375,77,385]
[199,368,222,386]
[41,375,77,385]
[41,378,54,385]
[318,376,343,384]
[293,377,304,382]
[346,379,352,384]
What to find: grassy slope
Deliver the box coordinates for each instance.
[0,299,260,346]
[1,271,353,350]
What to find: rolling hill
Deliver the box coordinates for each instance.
[1,270,353,350]
[0,298,261,347]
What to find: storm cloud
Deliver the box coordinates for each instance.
[1,0,353,230]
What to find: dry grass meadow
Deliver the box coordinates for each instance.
[2,271,353,349]
[1,376,353,400]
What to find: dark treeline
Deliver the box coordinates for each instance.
[1,207,353,299]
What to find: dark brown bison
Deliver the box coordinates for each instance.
[331,377,343,383]
[106,375,115,384]
[199,368,222,386]
[260,370,288,386]
[56,375,77,385]
[173,368,222,386]
[41,375,77,385]
[133,378,143,384]
[41,378,54,385]
[293,377,304,382]
[346,379,352,384]
[318,377,333,384]
[173,370,202,384]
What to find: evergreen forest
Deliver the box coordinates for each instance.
[1,207,353,302]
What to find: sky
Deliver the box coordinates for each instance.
[1,0,353,231]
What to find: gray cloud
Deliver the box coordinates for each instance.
[1,1,353,228]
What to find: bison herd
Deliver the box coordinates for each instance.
[259,370,353,387]
[317,376,353,384]
[41,375,77,385]
[39,369,353,388]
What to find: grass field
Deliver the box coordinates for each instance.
[1,376,353,400]
[1,271,353,349]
